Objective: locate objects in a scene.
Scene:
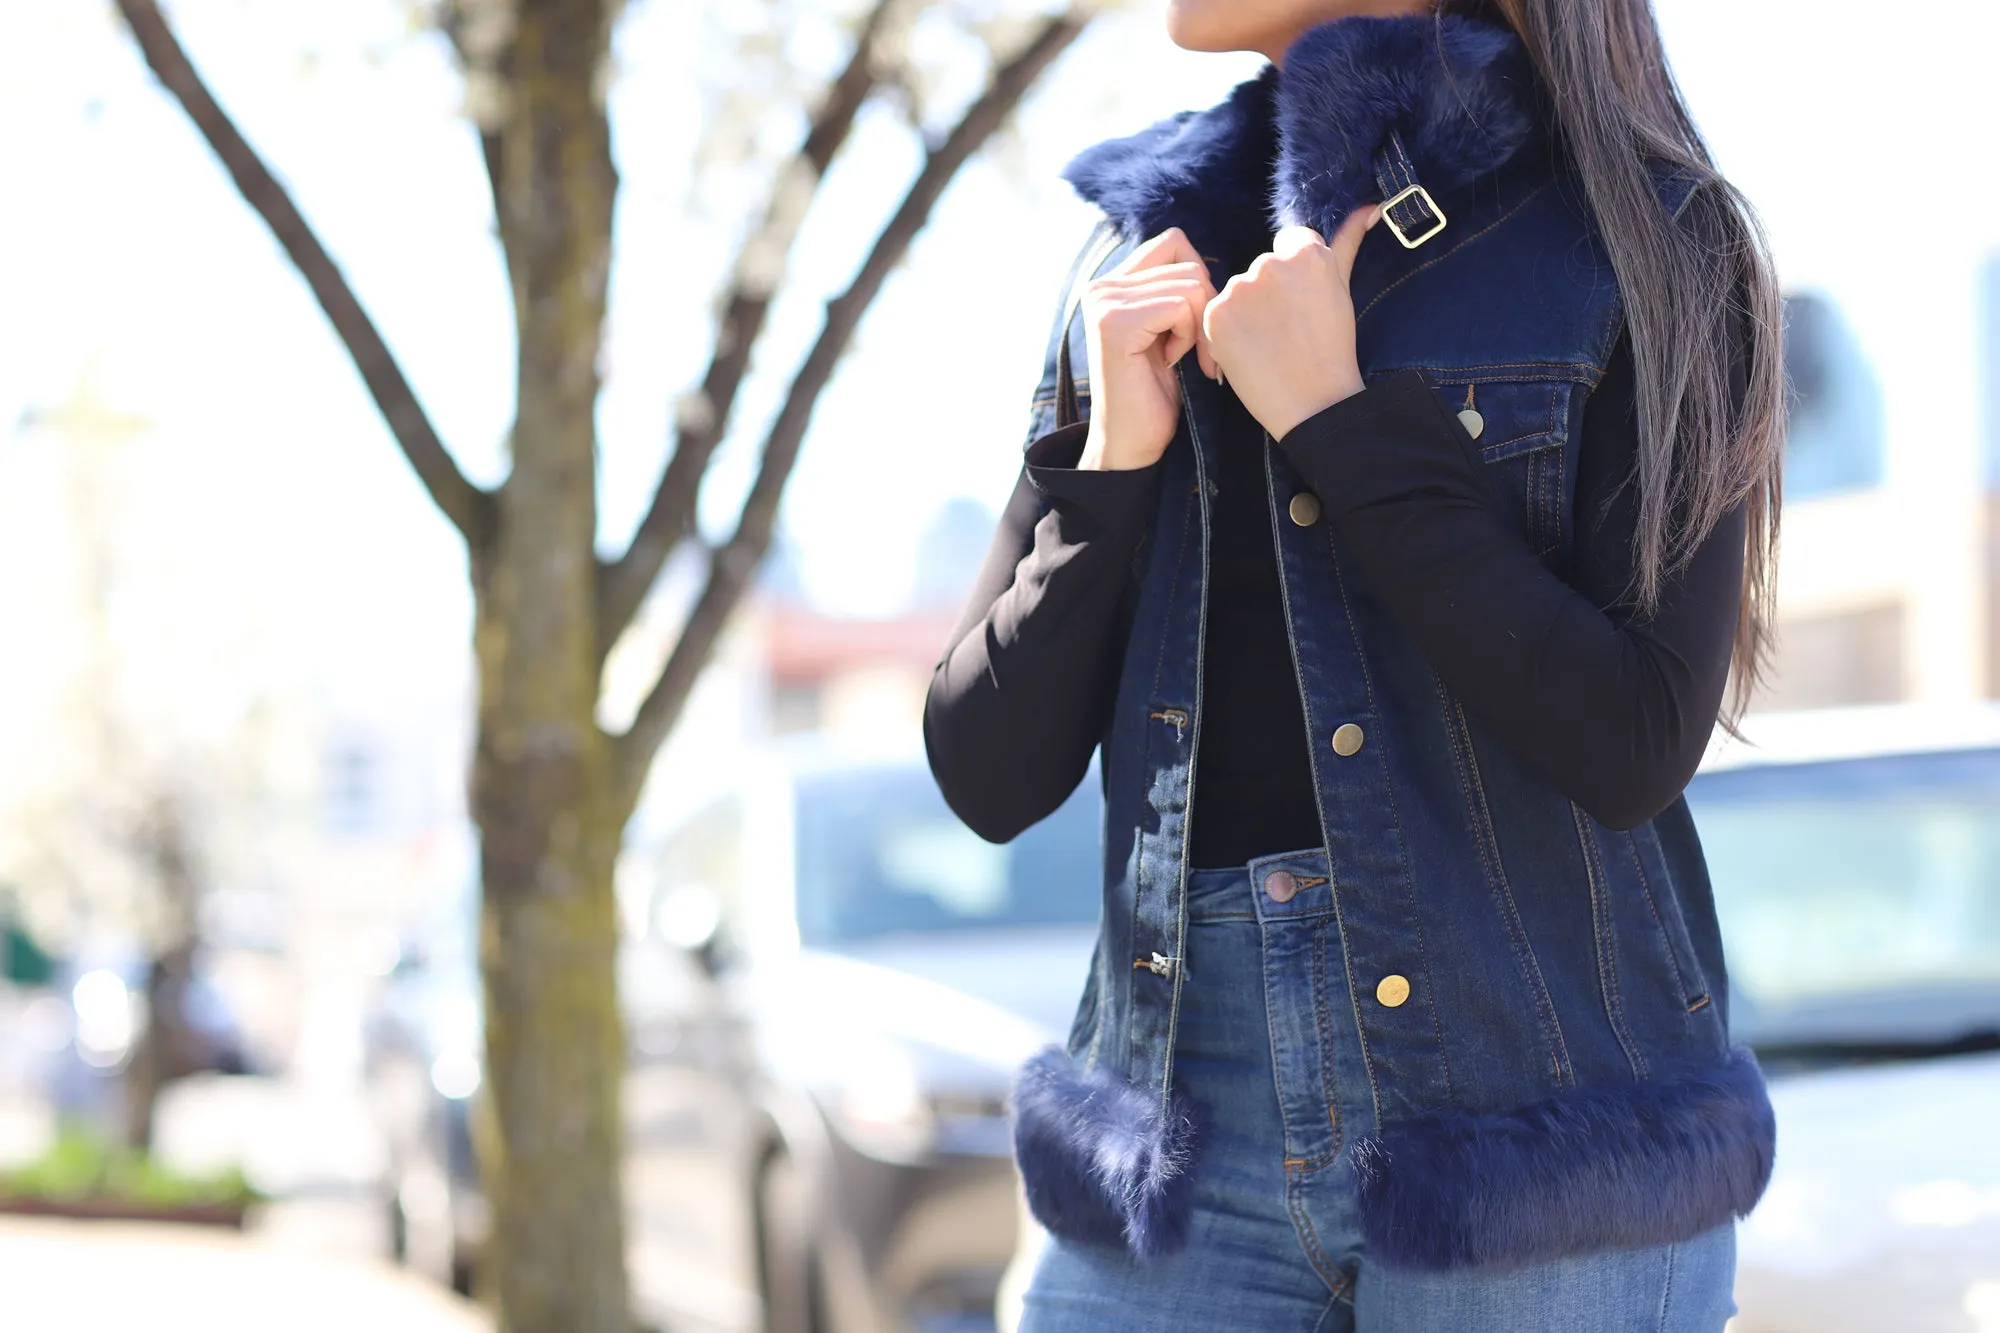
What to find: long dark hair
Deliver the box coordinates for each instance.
[1445,0,1785,721]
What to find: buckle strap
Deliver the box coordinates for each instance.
[1372,130,1448,248]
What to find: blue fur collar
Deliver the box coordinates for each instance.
[1062,14,1540,265]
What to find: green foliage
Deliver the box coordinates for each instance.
[0,1125,261,1209]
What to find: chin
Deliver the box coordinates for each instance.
[1166,1,1432,57]
[1165,0,1273,53]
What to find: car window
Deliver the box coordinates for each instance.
[793,766,1101,948]
[1687,748,2000,1042]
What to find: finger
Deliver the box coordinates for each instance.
[1110,294,1200,365]
[1327,204,1381,277]
[1090,261,1218,300]
[1111,226,1205,276]
[1091,275,1212,303]
[1272,224,1326,260]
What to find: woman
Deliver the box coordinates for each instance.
[926,0,1784,1327]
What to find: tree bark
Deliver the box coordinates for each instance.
[110,3,1092,1328]
[469,0,628,1327]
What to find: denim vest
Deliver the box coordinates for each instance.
[1009,13,1774,1274]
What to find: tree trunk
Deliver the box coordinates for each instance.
[108,3,1090,1326]
[469,0,628,1327]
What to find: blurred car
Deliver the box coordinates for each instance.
[44,945,258,1128]
[1691,704,2000,1333]
[362,901,485,1292]
[365,740,1100,1332]
[993,703,2000,1333]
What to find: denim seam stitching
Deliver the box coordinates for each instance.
[1154,363,1214,1109]
[1547,411,1570,557]
[1312,921,1344,1155]
[1438,686,1572,1085]
[1260,910,1305,1162]
[1475,384,1563,462]
[1285,1172,1350,1300]
[1324,525,1455,1111]
[1356,182,1553,323]
[1657,1237,1679,1332]
[1619,829,1699,1013]
[1572,801,1649,1080]
[1122,419,1198,1085]
[1263,436,1390,1127]
[1311,532,1388,1126]
[1391,361,1604,383]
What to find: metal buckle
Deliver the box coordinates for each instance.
[1380,183,1447,248]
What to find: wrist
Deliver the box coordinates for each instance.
[1080,420,1160,472]
[1272,369,1366,441]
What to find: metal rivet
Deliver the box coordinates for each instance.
[1264,869,1298,903]
[1331,723,1365,757]
[1288,492,1322,527]
[1376,974,1411,1008]
[1457,407,1485,440]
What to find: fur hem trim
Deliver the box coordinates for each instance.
[1352,1045,1777,1272]
[1010,1047,1201,1260]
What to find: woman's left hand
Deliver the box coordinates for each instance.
[1202,205,1381,440]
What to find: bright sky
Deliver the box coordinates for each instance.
[1,0,1996,761]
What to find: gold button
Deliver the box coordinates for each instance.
[1376,974,1411,1008]
[1331,723,1365,756]
[1288,492,1322,526]
[1457,407,1485,440]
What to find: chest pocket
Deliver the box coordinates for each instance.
[1423,374,1579,564]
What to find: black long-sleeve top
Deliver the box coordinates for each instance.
[924,336,1746,866]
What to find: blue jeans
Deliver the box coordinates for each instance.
[1020,848,1737,1332]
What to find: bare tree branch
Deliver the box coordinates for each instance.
[612,12,1089,812]
[594,0,901,659]
[114,0,496,551]
[436,0,517,286]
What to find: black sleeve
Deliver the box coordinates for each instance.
[923,424,1163,842]
[1274,337,1745,830]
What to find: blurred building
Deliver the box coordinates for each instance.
[738,496,996,739]
[1756,278,2000,712]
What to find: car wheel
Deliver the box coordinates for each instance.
[757,1152,825,1333]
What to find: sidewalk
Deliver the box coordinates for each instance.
[0,1215,490,1332]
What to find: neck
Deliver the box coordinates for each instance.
[1262,2,1437,65]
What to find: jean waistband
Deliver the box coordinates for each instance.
[1186,845,1330,922]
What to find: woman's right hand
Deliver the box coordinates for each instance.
[1077,228,1219,472]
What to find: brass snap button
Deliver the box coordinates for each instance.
[1331,723,1365,756]
[1288,492,1322,527]
[1263,869,1299,903]
[1376,974,1411,1008]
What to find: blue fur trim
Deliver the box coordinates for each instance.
[1272,17,1535,233]
[1352,1046,1777,1272]
[1010,1047,1201,1259]
[1061,14,1536,261]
